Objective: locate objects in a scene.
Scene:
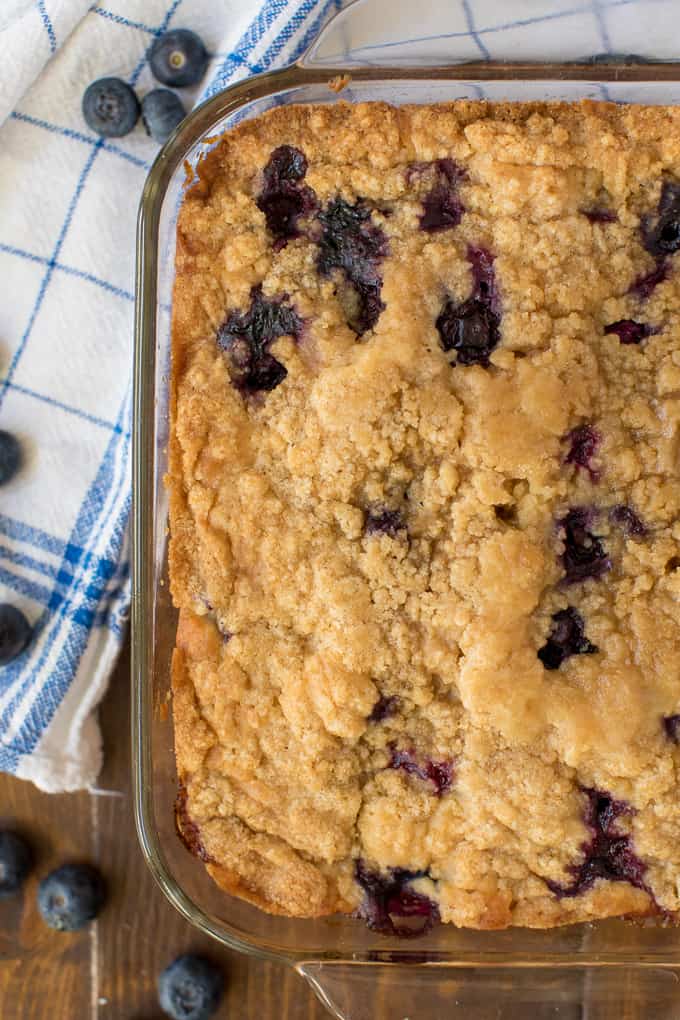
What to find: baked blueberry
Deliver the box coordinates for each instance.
[142,88,186,144]
[581,207,617,224]
[0,604,32,666]
[559,508,611,585]
[538,607,598,671]
[415,158,466,233]
[629,261,668,299]
[37,863,105,931]
[436,246,501,367]
[643,180,680,257]
[547,787,647,899]
[355,860,439,937]
[0,430,22,485]
[610,504,646,538]
[604,319,655,345]
[364,506,405,537]
[82,77,140,138]
[389,745,454,796]
[316,197,388,335]
[158,954,224,1020]
[256,145,317,248]
[368,695,399,723]
[217,286,302,394]
[564,425,601,480]
[149,29,209,88]
[664,715,680,743]
[0,831,33,898]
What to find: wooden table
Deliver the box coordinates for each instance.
[0,642,325,1020]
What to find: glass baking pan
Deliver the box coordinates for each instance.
[132,2,680,1015]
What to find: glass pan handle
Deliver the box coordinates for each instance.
[300,0,679,69]
[298,962,680,1019]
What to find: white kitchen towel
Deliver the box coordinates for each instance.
[0,0,672,792]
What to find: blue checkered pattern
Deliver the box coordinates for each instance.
[0,0,666,791]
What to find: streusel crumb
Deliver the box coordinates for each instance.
[168,100,680,931]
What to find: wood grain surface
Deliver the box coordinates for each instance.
[0,641,325,1020]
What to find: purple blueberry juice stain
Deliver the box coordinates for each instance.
[564,425,601,480]
[355,860,439,937]
[559,508,611,585]
[610,504,646,538]
[436,246,501,367]
[256,145,317,249]
[642,180,680,258]
[547,787,648,899]
[604,319,656,345]
[389,745,454,796]
[582,207,617,224]
[628,261,669,300]
[364,506,405,538]
[663,715,680,743]
[316,197,388,335]
[217,285,302,395]
[538,607,598,671]
[409,158,467,233]
[368,695,399,723]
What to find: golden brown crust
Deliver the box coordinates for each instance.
[168,100,680,929]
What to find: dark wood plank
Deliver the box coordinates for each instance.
[0,777,94,1019]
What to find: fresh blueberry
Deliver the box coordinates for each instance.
[0,430,22,485]
[610,504,646,538]
[142,89,186,144]
[538,607,598,671]
[559,508,611,585]
[581,207,617,224]
[364,505,405,537]
[355,860,439,937]
[0,831,33,898]
[412,158,466,233]
[389,744,454,796]
[368,695,399,723]
[37,863,105,931]
[436,246,501,367]
[547,787,648,899]
[82,77,140,138]
[564,425,601,480]
[316,197,388,335]
[664,715,680,743]
[217,285,302,395]
[158,954,224,1020]
[149,29,209,88]
[0,604,32,666]
[642,180,680,257]
[604,319,655,345]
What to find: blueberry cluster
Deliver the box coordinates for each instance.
[0,432,32,667]
[82,28,208,145]
[0,825,223,1018]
